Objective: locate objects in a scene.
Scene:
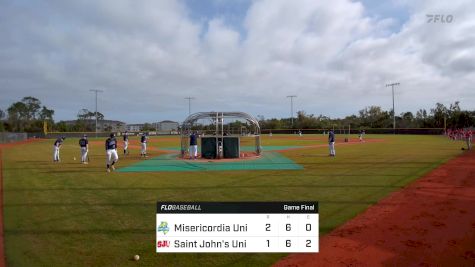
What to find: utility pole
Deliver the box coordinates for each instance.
[287,95,297,128]
[90,89,103,137]
[185,97,195,116]
[385,83,400,134]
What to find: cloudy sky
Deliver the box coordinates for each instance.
[1,0,474,123]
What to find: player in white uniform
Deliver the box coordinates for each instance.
[189,132,198,160]
[53,137,65,162]
[79,134,89,164]
[105,133,119,172]
[123,131,129,155]
[359,130,364,142]
[140,133,148,158]
[328,130,335,157]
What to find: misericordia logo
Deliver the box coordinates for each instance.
[157,221,170,234]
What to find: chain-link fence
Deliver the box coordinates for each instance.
[0,132,28,144]
[261,128,445,135]
[27,131,180,139]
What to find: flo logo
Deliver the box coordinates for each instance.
[426,14,454,23]
[157,221,170,234]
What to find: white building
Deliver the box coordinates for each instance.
[155,120,179,132]
[125,124,144,132]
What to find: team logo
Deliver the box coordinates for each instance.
[157,221,170,234]
[157,240,170,248]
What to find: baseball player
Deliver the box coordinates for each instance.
[79,134,89,164]
[53,136,65,162]
[105,133,118,172]
[359,130,365,142]
[140,133,148,158]
[123,131,129,155]
[328,130,335,157]
[465,129,472,150]
[189,131,198,160]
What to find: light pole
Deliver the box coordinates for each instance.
[287,95,297,128]
[385,82,400,134]
[185,97,195,116]
[90,89,103,137]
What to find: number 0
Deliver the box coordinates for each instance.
[306,224,311,231]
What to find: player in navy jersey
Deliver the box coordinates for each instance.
[140,133,148,158]
[123,131,129,155]
[189,131,198,160]
[53,136,65,162]
[105,133,119,172]
[79,134,89,164]
[328,130,335,157]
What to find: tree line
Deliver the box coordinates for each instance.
[258,101,474,130]
[0,96,473,132]
[0,97,54,132]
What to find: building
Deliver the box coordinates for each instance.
[124,120,178,134]
[61,119,126,132]
[155,120,179,132]
[125,124,144,132]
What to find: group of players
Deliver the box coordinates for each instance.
[446,128,473,150]
[52,131,150,172]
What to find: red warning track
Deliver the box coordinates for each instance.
[274,151,475,266]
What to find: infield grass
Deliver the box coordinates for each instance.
[1,134,464,266]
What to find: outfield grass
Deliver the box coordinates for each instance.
[1,134,464,266]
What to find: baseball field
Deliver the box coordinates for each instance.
[0,134,466,266]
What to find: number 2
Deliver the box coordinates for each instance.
[306,240,311,247]
[266,224,271,231]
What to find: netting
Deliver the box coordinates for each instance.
[180,112,261,159]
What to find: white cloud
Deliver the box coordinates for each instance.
[0,0,474,123]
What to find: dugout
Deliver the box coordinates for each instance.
[180,112,261,159]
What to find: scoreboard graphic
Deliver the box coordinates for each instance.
[156,201,319,253]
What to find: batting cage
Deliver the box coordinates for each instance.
[180,112,261,159]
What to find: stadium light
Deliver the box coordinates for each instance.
[287,95,297,128]
[385,82,400,134]
[185,97,195,116]
[90,89,103,137]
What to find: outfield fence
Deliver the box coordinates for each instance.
[261,128,445,135]
[0,132,28,144]
[24,128,447,139]
[28,131,180,139]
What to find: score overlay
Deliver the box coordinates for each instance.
[156,201,319,253]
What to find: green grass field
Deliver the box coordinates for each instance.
[1,134,464,267]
